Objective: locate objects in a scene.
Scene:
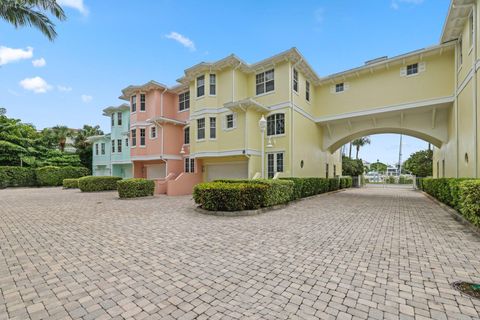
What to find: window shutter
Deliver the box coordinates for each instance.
[344,82,350,91]
[419,62,426,72]
[330,85,335,93]
[400,67,407,77]
[222,114,227,130]
[233,112,237,128]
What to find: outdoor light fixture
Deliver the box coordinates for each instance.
[180,146,185,154]
[267,137,273,148]
[259,115,267,178]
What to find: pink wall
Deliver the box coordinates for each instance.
[166,173,203,196]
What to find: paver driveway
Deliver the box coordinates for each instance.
[1,187,480,320]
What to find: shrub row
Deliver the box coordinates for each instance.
[117,178,155,198]
[78,176,122,192]
[420,178,480,227]
[194,177,353,211]
[193,179,294,211]
[0,166,89,188]
[280,177,352,200]
[63,178,79,189]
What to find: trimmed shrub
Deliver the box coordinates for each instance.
[63,178,79,189]
[117,178,155,198]
[459,180,480,227]
[36,166,89,186]
[339,176,353,189]
[78,176,122,192]
[194,179,293,211]
[328,178,340,191]
[0,166,36,188]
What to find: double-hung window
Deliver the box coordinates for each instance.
[256,69,274,95]
[101,143,105,155]
[293,69,298,92]
[140,128,146,146]
[185,158,195,173]
[111,139,115,153]
[267,113,285,136]
[111,114,114,126]
[184,127,190,144]
[117,112,122,126]
[197,118,205,140]
[209,117,216,139]
[267,152,284,178]
[406,63,418,76]
[131,95,136,112]
[306,81,310,102]
[209,74,216,95]
[225,113,235,129]
[140,94,146,111]
[95,143,99,155]
[150,126,157,139]
[117,139,122,153]
[197,75,205,97]
[131,129,136,147]
[179,91,190,111]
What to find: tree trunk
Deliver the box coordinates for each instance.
[349,143,352,158]
[356,145,360,159]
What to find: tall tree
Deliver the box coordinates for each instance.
[0,0,66,41]
[403,149,433,177]
[352,136,371,159]
[74,125,103,170]
[49,125,73,152]
[370,161,388,174]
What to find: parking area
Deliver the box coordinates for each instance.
[1,187,480,319]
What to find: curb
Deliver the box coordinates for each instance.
[420,190,480,237]
[194,188,346,217]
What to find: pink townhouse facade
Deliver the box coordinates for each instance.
[120,81,201,195]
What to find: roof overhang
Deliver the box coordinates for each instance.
[224,98,269,113]
[148,116,187,126]
[102,103,130,116]
[87,134,110,143]
[441,0,475,43]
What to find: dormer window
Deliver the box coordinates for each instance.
[335,83,344,93]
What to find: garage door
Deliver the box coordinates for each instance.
[146,164,166,179]
[206,162,248,182]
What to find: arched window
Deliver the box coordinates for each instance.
[267,113,285,136]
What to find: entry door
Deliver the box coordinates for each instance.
[267,153,284,178]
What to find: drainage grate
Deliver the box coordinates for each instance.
[451,281,480,299]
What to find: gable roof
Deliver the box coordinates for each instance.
[441,0,475,43]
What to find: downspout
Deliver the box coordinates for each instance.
[160,88,167,159]
[290,58,303,177]
[455,37,459,178]
[473,3,478,177]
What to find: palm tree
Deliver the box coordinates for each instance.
[352,136,371,159]
[50,125,73,152]
[0,0,66,41]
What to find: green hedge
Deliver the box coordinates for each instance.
[36,166,89,186]
[63,178,79,189]
[194,179,293,211]
[78,176,122,192]
[0,166,36,188]
[117,178,155,198]
[420,178,480,227]
[280,177,352,200]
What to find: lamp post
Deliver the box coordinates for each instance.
[259,115,267,178]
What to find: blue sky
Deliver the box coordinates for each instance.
[0,0,449,164]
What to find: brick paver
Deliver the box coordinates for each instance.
[1,187,480,319]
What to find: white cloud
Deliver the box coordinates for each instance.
[165,32,196,51]
[32,57,46,67]
[81,94,93,103]
[57,85,72,92]
[391,0,424,10]
[57,0,88,16]
[0,46,33,66]
[19,77,52,93]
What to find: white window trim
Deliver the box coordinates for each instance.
[183,126,190,145]
[196,118,206,141]
[150,125,158,139]
[196,75,205,99]
[331,82,349,94]
[293,69,299,93]
[139,93,146,113]
[179,91,190,112]
[266,113,285,137]
[223,113,237,131]
[306,80,311,104]
[209,74,217,96]
[400,62,426,78]
[255,69,275,96]
[139,127,146,148]
[131,95,137,114]
[267,152,285,178]
[209,117,217,140]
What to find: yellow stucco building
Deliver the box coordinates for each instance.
[118,0,479,187]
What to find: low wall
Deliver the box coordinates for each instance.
[166,173,203,196]
[154,173,176,194]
